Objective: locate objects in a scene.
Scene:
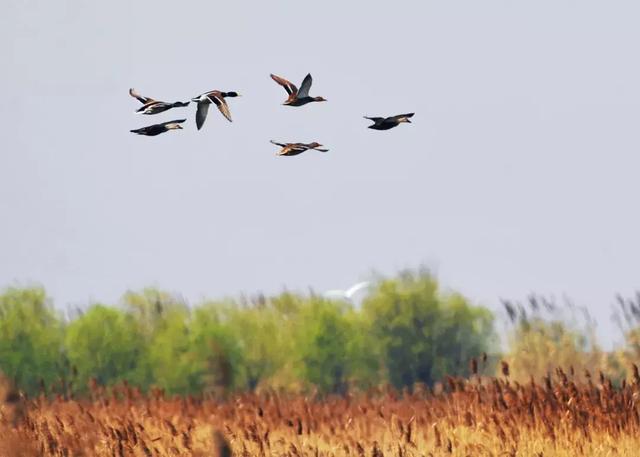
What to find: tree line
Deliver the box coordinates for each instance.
[0,270,495,396]
[5,268,640,397]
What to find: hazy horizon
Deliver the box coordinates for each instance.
[2,0,639,348]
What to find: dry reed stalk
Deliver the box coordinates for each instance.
[3,366,640,455]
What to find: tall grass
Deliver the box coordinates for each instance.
[2,362,640,456]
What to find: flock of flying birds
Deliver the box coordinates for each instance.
[129,73,414,156]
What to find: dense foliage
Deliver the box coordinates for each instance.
[0,270,496,395]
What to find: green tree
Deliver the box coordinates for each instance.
[264,293,380,393]
[65,305,143,390]
[362,270,495,388]
[292,297,352,392]
[190,302,244,392]
[122,288,183,339]
[122,288,196,391]
[143,304,203,394]
[225,301,286,390]
[0,287,65,395]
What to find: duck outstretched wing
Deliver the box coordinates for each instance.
[129,88,154,104]
[389,113,415,121]
[160,119,186,127]
[270,74,298,95]
[297,74,313,98]
[208,93,232,122]
[195,102,210,130]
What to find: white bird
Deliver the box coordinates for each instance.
[323,281,371,303]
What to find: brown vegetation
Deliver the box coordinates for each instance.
[2,363,640,456]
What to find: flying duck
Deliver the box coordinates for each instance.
[191,91,240,130]
[130,119,186,136]
[364,113,415,130]
[270,140,328,156]
[270,73,327,106]
[129,88,190,115]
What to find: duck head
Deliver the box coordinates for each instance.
[313,96,327,102]
[224,91,241,97]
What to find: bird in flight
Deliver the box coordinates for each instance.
[364,113,415,130]
[270,73,327,106]
[130,119,186,136]
[270,140,328,156]
[129,88,190,115]
[191,90,241,130]
[323,281,371,303]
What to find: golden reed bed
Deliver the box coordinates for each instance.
[2,365,640,456]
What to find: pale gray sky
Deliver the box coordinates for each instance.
[1,1,639,347]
